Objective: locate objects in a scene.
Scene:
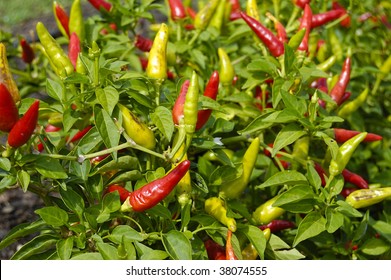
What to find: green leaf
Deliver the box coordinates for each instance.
[238,225,266,260]
[368,217,391,243]
[273,185,315,213]
[353,212,369,241]
[96,86,119,115]
[266,235,305,260]
[0,175,16,190]
[293,212,326,247]
[238,112,274,134]
[247,58,278,75]
[17,170,30,192]
[109,225,144,243]
[71,253,103,260]
[0,157,11,171]
[118,236,137,260]
[360,238,390,256]
[162,230,192,260]
[281,90,307,116]
[94,105,120,152]
[56,237,74,260]
[335,200,363,218]
[34,157,68,179]
[11,234,58,260]
[91,155,138,175]
[35,207,69,227]
[319,132,339,161]
[325,207,345,233]
[256,170,308,189]
[283,44,295,73]
[150,106,174,141]
[97,242,119,260]
[59,187,85,218]
[306,162,322,189]
[272,123,306,157]
[46,79,64,102]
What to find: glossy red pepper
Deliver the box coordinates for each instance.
[128,160,191,212]
[230,0,241,21]
[70,125,93,143]
[333,128,382,143]
[294,0,311,9]
[0,83,19,132]
[226,230,238,260]
[68,32,81,70]
[204,239,226,260]
[332,1,351,27]
[105,184,131,202]
[168,0,186,21]
[342,169,369,189]
[135,35,153,52]
[311,9,346,28]
[8,100,40,148]
[298,4,312,52]
[196,70,219,130]
[329,57,351,106]
[172,79,190,126]
[20,38,35,64]
[259,219,296,233]
[240,12,284,57]
[88,0,112,12]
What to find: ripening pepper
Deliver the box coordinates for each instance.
[226,230,238,260]
[219,137,260,199]
[259,219,295,233]
[253,195,286,225]
[0,83,19,132]
[196,70,219,130]
[329,132,367,177]
[172,79,190,126]
[8,100,40,148]
[53,1,70,38]
[183,71,200,136]
[329,56,351,106]
[266,12,287,43]
[146,23,169,80]
[241,228,271,260]
[208,0,227,33]
[0,43,20,104]
[205,196,237,232]
[218,48,234,86]
[118,104,156,150]
[68,32,81,70]
[298,4,312,53]
[122,160,191,212]
[345,187,391,209]
[194,0,220,31]
[69,0,85,42]
[105,184,131,202]
[168,0,186,21]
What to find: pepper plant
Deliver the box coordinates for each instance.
[0,0,390,260]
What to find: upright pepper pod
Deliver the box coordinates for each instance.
[329,56,351,106]
[172,79,190,126]
[122,160,191,212]
[205,196,237,232]
[298,4,312,53]
[208,0,227,33]
[266,12,287,43]
[240,12,285,57]
[196,70,219,130]
[0,83,19,132]
[218,48,234,86]
[146,23,169,80]
[8,100,40,148]
[219,137,260,199]
[69,0,85,42]
[53,1,70,38]
[20,38,35,64]
[252,195,286,225]
[118,104,156,150]
[0,43,20,104]
[345,187,391,209]
[329,132,367,176]
[36,22,74,78]
[183,71,200,136]
[194,0,220,31]
[168,0,187,21]
[68,32,81,70]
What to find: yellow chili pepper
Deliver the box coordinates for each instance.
[146,23,169,80]
[0,43,20,104]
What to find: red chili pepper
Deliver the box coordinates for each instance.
[294,0,311,9]
[168,0,186,21]
[333,128,382,143]
[105,184,131,202]
[172,79,190,126]
[342,169,369,189]
[135,35,153,52]
[128,160,191,212]
[298,4,312,52]
[340,187,357,198]
[20,38,35,64]
[266,12,287,43]
[196,70,219,130]
[0,83,19,133]
[204,239,226,260]
[259,220,296,233]
[70,125,93,143]
[68,32,81,70]
[332,1,351,27]
[240,12,284,57]
[329,56,351,105]
[311,9,346,28]
[340,91,351,105]
[88,0,112,12]
[226,230,238,260]
[53,1,70,38]
[8,100,40,148]
[229,0,242,21]
[314,162,327,186]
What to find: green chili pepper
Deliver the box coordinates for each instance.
[252,195,285,225]
[36,22,74,78]
[345,187,391,209]
[0,43,20,104]
[329,132,367,176]
[146,23,169,80]
[194,0,220,31]
[118,104,156,150]
[328,30,343,61]
[218,48,234,86]
[205,196,237,232]
[288,28,306,52]
[208,0,226,33]
[338,88,369,119]
[372,54,391,95]
[69,0,85,42]
[316,55,337,72]
[219,137,260,199]
[246,0,260,21]
[183,71,200,136]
